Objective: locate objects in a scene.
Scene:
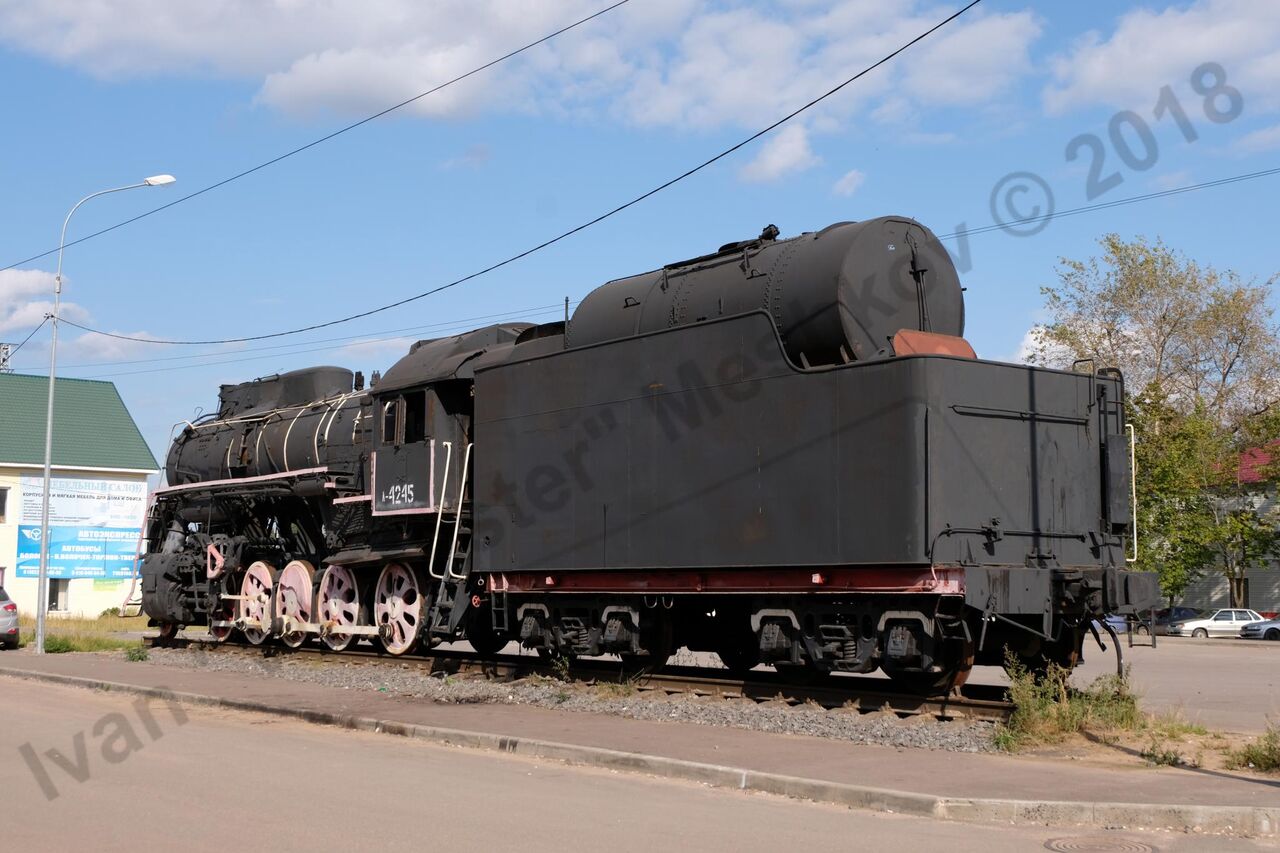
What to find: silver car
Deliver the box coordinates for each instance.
[0,587,17,649]
[1240,618,1280,641]
[1165,608,1266,637]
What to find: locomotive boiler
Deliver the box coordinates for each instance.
[141,216,1159,690]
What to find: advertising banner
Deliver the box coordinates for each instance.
[15,526,142,579]
[14,476,147,579]
[19,476,146,527]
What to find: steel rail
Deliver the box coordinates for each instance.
[146,635,1013,723]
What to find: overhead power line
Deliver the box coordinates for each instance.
[50,301,575,370]
[76,306,569,379]
[5,317,49,360]
[62,0,985,348]
[12,301,579,377]
[0,0,631,275]
[939,165,1280,241]
[50,165,1279,376]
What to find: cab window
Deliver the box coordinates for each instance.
[380,391,429,446]
[381,399,400,445]
[403,390,427,444]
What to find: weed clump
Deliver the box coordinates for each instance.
[42,635,75,654]
[994,652,1139,750]
[1226,725,1280,773]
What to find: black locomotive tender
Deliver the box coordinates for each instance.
[142,216,1158,690]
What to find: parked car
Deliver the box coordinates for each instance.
[1133,606,1204,636]
[1091,613,1130,633]
[1240,618,1280,641]
[1165,608,1266,638]
[0,587,18,649]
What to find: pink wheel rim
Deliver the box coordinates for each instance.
[276,560,315,648]
[318,565,359,651]
[240,561,277,645]
[374,562,422,655]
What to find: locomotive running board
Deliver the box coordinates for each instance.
[155,466,330,495]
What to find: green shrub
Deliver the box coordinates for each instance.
[995,652,1140,750]
[43,635,75,654]
[1226,726,1280,772]
[125,645,149,662]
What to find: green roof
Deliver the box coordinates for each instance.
[0,373,158,471]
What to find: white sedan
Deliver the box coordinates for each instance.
[1165,608,1266,638]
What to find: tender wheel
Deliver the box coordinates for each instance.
[1135,625,1150,636]
[464,603,507,657]
[317,565,361,652]
[712,611,760,675]
[1265,629,1279,641]
[240,561,278,646]
[1004,628,1082,678]
[620,617,675,673]
[715,644,760,675]
[1192,628,1208,639]
[276,560,316,649]
[374,562,424,656]
[882,668,959,695]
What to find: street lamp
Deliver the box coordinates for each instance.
[34,175,176,654]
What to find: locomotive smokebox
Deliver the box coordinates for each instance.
[567,216,964,365]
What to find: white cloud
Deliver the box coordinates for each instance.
[739,124,820,183]
[61,330,168,363]
[900,11,1041,106]
[832,168,866,197]
[0,269,89,336]
[1235,123,1280,154]
[1043,1,1280,116]
[0,2,1043,141]
[1013,324,1074,366]
[1151,170,1192,191]
[0,269,171,371]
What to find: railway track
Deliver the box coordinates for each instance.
[145,635,1015,723]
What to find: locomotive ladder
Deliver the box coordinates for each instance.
[427,443,474,640]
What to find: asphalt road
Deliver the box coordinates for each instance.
[3,679,1266,853]
[1055,636,1278,733]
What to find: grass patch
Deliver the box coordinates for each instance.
[994,653,1140,751]
[1138,738,1200,768]
[125,645,150,662]
[16,613,151,653]
[1147,709,1208,739]
[595,679,639,699]
[1225,725,1280,772]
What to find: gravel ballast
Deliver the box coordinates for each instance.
[141,646,997,753]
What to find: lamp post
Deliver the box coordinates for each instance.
[35,174,176,654]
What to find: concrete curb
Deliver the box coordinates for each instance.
[2,665,1275,838]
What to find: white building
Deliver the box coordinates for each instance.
[0,373,157,618]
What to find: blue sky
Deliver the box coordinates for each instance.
[1,0,1278,462]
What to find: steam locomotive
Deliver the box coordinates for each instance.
[141,216,1159,691]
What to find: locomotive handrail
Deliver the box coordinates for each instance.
[446,442,473,580]
[427,441,453,580]
[1126,422,1138,563]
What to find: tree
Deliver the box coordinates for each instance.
[1026,235,1280,606]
